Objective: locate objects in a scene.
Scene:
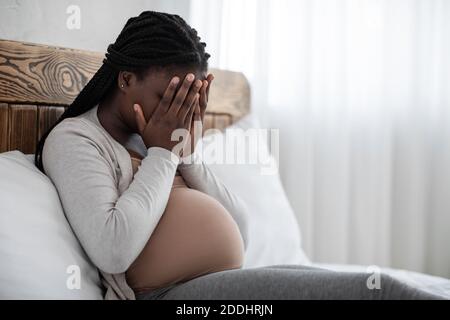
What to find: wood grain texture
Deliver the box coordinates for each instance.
[206,69,251,121]
[0,40,103,106]
[38,106,65,140]
[203,114,232,135]
[0,103,8,152]
[0,39,251,154]
[203,114,215,133]
[0,39,250,119]
[8,104,37,154]
[212,113,232,131]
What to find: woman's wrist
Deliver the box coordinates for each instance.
[146,146,181,165]
[180,137,206,165]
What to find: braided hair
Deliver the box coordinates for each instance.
[35,11,210,172]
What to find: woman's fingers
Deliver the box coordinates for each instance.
[199,80,208,106]
[193,98,201,122]
[157,76,180,115]
[133,103,147,135]
[184,93,199,128]
[199,80,208,119]
[189,98,203,155]
[206,73,214,102]
[198,74,214,120]
[178,79,202,118]
[168,73,195,114]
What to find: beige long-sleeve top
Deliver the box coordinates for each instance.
[42,104,249,300]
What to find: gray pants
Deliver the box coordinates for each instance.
[135,264,442,300]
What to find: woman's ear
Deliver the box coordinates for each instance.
[117,71,136,93]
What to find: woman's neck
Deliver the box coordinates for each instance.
[97,98,134,147]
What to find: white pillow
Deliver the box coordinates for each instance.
[0,151,103,299]
[201,114,311,268]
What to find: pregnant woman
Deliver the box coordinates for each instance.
[36,11,440,300]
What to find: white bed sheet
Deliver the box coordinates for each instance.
[312,263,450,299]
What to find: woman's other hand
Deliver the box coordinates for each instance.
[184,73,214,157]
[133,74,203,157]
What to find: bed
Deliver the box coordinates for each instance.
[0,39,449,299]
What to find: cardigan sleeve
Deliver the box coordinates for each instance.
[43,120,179,274]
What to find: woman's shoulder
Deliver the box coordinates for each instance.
[42,113,130,180]
[42,117,120,177]
[50,115,99,136]
[46,116,109,148]
[43,116,114,165]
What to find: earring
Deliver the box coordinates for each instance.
[121,84,124,88]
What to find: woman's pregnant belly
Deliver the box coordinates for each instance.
[125,173,245,294]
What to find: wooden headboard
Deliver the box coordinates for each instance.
[0,39,250,154]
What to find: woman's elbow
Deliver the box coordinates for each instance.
[89,243,136,274]
[94,251,133,274]
[94,208,149,273]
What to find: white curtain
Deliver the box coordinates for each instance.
[189,0,450,278]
